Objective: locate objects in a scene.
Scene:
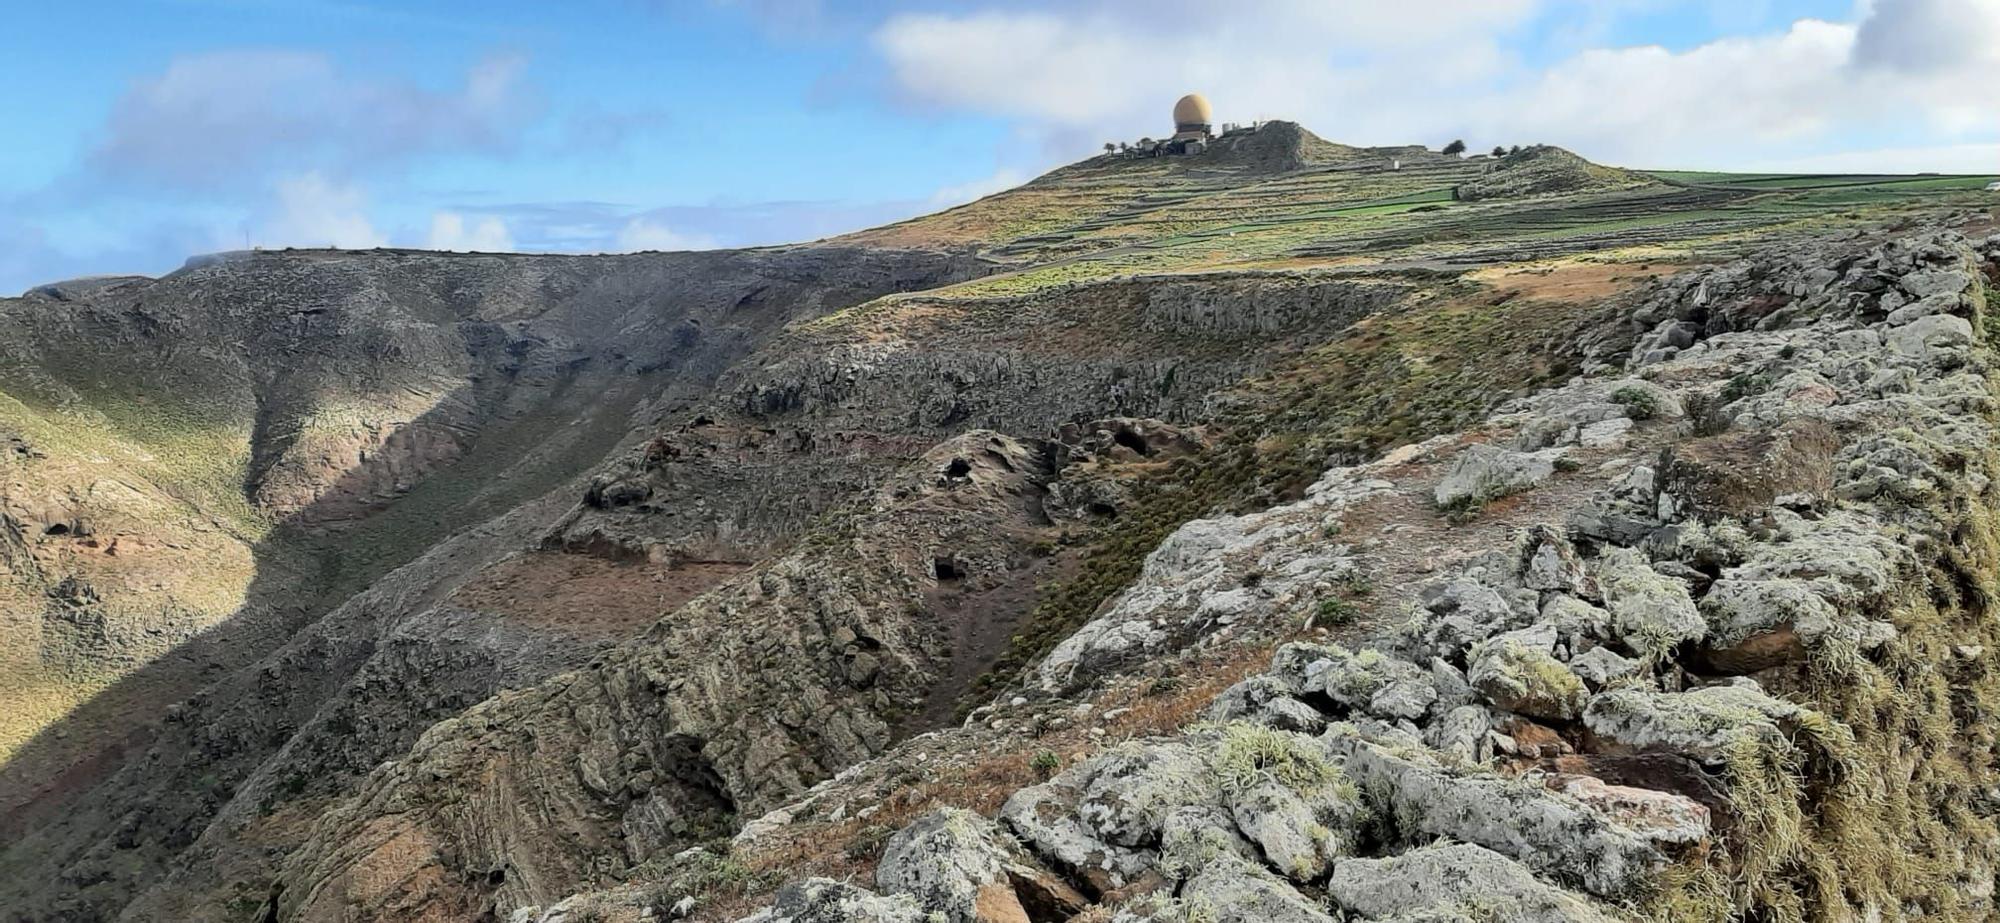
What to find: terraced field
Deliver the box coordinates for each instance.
[845,129,1997,300]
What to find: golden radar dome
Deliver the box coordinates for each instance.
[1173,93,1213,130]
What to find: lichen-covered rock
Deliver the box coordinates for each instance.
[1412,576,1531,660]
[1515,526,1589,594]
[1567,646,1640,689]
[1315,647,1439,721]
[1343,744,1665,897]
[736,879,925,923]
[1206,675,1329,733]
[1226,774,1362,882]
[1434,445,1564,509]
[1697,577,1841,672]
[1886,313,1974,363]
[1539,773,1710,850]
[875,809,1029,923]
[1078,742,1220,848]
[1595,548,1704,657]
[1035,470,1386,693]
[1423,704,1494,763]
[1177,853,1339,923]
[1582,681,1801,763]
[998,767,1153,894]
[1327,843,1614,922]
[1468,635,1587,721]
[1158,805,1259,878]
[1539,595,1613,651]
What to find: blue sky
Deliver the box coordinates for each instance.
[3,0,1996,293]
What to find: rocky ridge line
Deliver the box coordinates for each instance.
[680,227,2000,922]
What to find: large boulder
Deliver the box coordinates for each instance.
[1596,548,1705,657]
[1697,577,1842,673]
[1886,313,1974,363]
[1411,577,1532,661]
[1314,646,1439,721]
[1468,628,1587,721]
[1327,843,1614,922]
[1582,680,1803,763]
[875,809,1032,923]
[998,766,1154,895]
[1655,420,1841,521]
[737,879,925,923]
[1177,853,1339,923]
[1538,773,1710,850]
[1434,445,1564,510]
[1343,744,1664,897]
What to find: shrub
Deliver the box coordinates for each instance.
[1610,386,1662,420]
[1316,597,1360,627]
[1442,139,1468,156]
[1030,750,1062,780]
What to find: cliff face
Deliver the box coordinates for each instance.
[2,129,1996,923]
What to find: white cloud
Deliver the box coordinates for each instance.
[425,212,514,251]
[1852,0,2000,73]
[615,218,718,252]
[88,50,532,189]
[261,172,386,249]
[871,0,2000,171]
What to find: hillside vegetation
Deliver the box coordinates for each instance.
[1,119,1997,923]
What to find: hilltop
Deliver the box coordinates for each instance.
[1,122,1998,923]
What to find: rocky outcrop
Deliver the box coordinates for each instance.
[274,433,1086,920]
[728,227,2000,922]
[1455,145,1651,202]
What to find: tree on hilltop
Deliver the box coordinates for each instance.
[1442,139,1467,156]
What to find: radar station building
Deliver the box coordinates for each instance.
[1171,93,1214,143]
[1112,93,1240,158]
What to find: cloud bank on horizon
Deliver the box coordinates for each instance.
[1,0,1995,293]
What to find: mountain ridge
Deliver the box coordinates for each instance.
[1,122,1997,922]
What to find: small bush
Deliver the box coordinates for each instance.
[1438,493,1488,524]
[1720,371,1775,405]
[1315,597,1360,627]
[1610,386,1661,421]
[1030,749,1062,780]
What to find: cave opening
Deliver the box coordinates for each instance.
[1113,429,1153,456]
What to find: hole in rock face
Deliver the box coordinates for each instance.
[486,867,506,885]
[1087,501,1119,518]
[934,556,963,582]
[42,523,69,536]
[1112,429,1153,456]
[943,458,972,479]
